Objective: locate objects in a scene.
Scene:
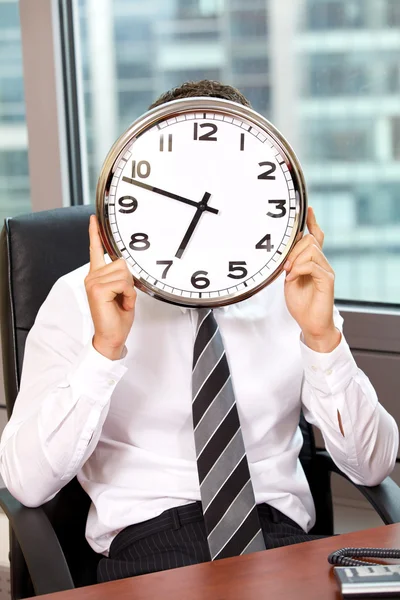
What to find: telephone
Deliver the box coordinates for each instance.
[329,548,400,598]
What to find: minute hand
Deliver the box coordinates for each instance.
[122,176,219,215]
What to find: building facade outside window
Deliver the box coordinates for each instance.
[77,0,400,303]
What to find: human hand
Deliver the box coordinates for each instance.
[85,215,136,360]
[283,207,341,353]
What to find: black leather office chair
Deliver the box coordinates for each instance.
[1,206,400,600]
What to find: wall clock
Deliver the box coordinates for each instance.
[96,97,307,307]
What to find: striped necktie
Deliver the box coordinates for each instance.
[192,308,266,560]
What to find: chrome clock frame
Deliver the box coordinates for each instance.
[96,97,307,308]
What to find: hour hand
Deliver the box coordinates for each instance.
[122,176,219,215]
[176,192,213,259]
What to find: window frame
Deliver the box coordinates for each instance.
[19,0,89,211]
[18,0,400,346]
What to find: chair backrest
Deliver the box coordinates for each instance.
[0,205,332,598]
[1,205,93,413]
[0,206,99,598]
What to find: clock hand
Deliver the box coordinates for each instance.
[176,192,214,259]
[122,176,219,215]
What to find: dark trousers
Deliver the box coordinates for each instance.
[97,502,327,583]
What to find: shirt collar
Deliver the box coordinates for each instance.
[178,305,230,314]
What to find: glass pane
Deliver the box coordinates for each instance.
[77,0,400,304]
[0,0,30,222]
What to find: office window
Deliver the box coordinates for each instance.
[307,54,370,97]
[76,0,400,303]
[232,56,269,76]
[0,149,28,178]
[306,0,366,30]
[386,0,400,27]
[157,19,220,44]
[0,0,18,29]
[356,185,400,227]
[117,60,153,81]
[308,182,400,300]
[176,0,223,19]
[77,0,272,195]
[160,29,220,43]
[307,52,400,97]
[0,76,25,122]
[385,59,400,94]
[230,10,268,39]
[118,90,154,125]
[0,0,30,222]
[295,0,400,303]
[392,117,400,161]
[304,119,373,162]
[114,17,152,44]
[230,0,266,8]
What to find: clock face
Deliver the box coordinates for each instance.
[98,99,306,307]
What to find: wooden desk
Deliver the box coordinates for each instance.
[29,524,400,600]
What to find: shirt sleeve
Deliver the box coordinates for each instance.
[300,307,399,486]
[0,275,128,507]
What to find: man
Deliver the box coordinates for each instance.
[0,80,398,583]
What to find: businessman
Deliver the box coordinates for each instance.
[0,80,398,583]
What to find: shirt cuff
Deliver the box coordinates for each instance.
[62,341,128,407]
[300,333,359,395]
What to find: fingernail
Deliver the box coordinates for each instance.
[284,261,290,270]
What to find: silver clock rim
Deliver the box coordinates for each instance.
[96,96,307,308]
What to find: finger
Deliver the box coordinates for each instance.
[91,280,136,309]
[121,288,137,312]
[119,283,137,312]
[283,234,320,271]
[86,271,133,289]
[306,206,324,248]
[286,261,335,285]
[286,244,334,275]
[85,259,131,283]
[89,215,106,272]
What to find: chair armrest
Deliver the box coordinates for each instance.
[0,485,75,595]
[315,450,400,525]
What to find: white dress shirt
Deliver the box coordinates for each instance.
[0,264,398,556]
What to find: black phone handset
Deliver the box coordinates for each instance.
[328,547,400,566]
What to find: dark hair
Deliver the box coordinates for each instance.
[149,80,251,110]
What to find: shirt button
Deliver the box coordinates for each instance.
[311,365,318,372]
[326,369,333,376]
[108,379,116,386]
